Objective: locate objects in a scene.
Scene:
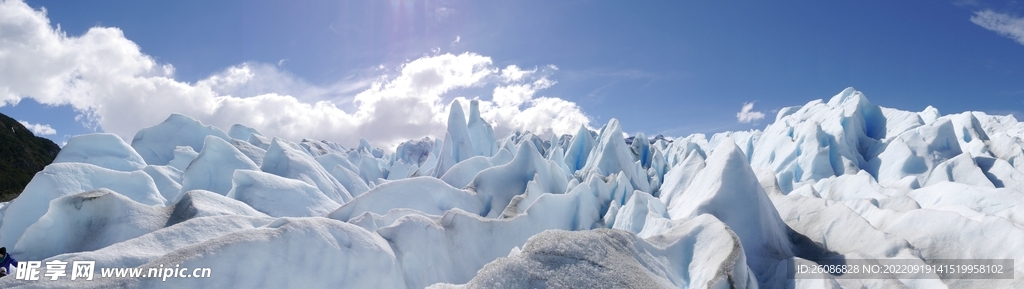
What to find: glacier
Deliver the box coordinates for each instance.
[0,88,1021,288]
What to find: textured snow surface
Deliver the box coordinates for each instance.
[1,88,1022,288]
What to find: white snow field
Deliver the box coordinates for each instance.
[0,88,1022,288]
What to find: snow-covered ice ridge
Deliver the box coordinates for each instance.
[0,88,1022,288]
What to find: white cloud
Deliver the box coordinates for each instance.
[499,65,535,83]
[491,77,553,107]
[971,10,1024,45]
[17,120,56,136]
[198,62,372,103]
[512,97,592,137]
[0,0,593,150]
[736,101,765,123]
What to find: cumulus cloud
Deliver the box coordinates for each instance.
[0,0,592,150]
[736,102,765,123]
[479,65,578,137]
[499,65,535,83]
[17,120,56,136]
[971,10,1024,45]
[197,62,372,103]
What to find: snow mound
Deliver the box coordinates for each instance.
[468,140,567,217]
[666,138,793,287]
[872,118,963,186]
[166,189,269,225]
[327,177,482,221]
[439,148,513,189]
[227,170,339,217]
[330,165,370,197]
[14,188,268,262]
[0,163,164,248]
[179,136,260,196]
[7,218,405,289]
[51,216,271,269]
[228,124,262,143]
[167,146,198,171]
[230,138,267,167]
[143,165,183,202]
[581,119,651,193]
[54,133,147,171]
[131,114,231,166]
[300,139,349,157]
[260,138,352,203]
[433,216,755,289]
[15,189,168,261]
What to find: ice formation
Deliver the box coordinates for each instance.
[0,88,1022,288]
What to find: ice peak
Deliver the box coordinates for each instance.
[826,87,865,107]
[668,138,793,284]
[131,112,231,166]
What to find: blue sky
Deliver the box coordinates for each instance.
[1,0,1022,149]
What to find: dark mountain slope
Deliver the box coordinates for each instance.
[0,113,60,202]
